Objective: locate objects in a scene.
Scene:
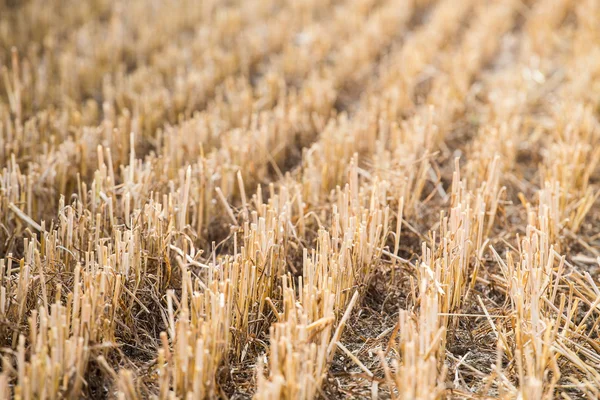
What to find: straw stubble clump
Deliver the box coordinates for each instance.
[1,0,600,398]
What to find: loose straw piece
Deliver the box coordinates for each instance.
[215,187,238,226]
[327,291,359,362]
[9,203,42,232]
[336,341,374,378]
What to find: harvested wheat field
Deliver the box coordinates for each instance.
[1,0,600,398]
